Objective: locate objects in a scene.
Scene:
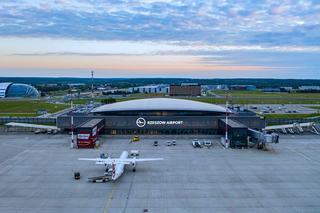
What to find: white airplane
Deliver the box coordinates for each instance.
[78,151,163,181]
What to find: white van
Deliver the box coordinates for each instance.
[203,140,212,148]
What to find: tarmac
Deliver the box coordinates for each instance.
[0,133,320,213]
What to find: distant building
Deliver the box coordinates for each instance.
[262,88,281,93]
[67,83,85,87]
[169,83,201,96]
[0,82,39,98]
[280,87,293,92]
[216,85,229,90]
[298,86,320,92]
[230,85,256,91]
[128,84,169,94]
[102,88,128,95]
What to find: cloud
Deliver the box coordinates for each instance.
[0,0,319,47]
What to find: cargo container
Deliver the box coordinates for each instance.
[77,119,105,148]
[218,119,248,148]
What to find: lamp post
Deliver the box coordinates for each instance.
[225,92,229,148]
[91,70,94,104]
[70,96,74,149]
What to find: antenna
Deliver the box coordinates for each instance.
[70,98,74,149]
[225,92,229,148]
[91,70,94,104]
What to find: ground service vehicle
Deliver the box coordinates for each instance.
[192,139,202,148]
[131,136,140,142]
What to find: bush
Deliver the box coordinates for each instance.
[101,98,116,104]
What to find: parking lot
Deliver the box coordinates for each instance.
[0,133,320,213]
[247,104,319,114]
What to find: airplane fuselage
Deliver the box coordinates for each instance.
[112,150,129,180]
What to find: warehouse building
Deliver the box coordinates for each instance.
[57,98,264,135]
[169,83,201,96]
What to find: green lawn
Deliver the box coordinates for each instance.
[67,90,320,105]
[211,91,320,104]
[0,100,69,116]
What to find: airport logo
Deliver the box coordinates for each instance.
[136,117,184,127]
[136,117,146,128]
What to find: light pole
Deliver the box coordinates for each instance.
[70,96,74,149]
[225,92,229,148]
[91,70,94,104]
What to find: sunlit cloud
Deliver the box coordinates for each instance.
[0,0,319,78]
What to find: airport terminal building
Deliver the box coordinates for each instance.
[57,98,265,135]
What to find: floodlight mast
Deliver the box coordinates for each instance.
[225,92,229,148]
[70,99,74,148]
[91,70,94,104]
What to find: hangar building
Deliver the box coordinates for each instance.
[57,98,265,135]
[0,82,39,98]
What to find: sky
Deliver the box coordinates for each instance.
[0,0,320,78]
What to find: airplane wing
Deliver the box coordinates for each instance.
[78,158,163,165]
[131,158,164,162]
[78,158,102,161]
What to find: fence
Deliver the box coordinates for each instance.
[0,117,56,125]
[0,126,39,133]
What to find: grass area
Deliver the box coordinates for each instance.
[264,113,320,120]
[0,113,38,117]
[71,99,91,105]
[54,91,320,107]
[0,100,69,116]
[95,95,320,104]
[212,91,320,104]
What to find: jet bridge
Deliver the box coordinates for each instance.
[247,128,279,150]
[218,118,279,150]
[264,122,320,135]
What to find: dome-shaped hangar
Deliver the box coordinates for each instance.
[92,98,228,116]
[0,82,39,98]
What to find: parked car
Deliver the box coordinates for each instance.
[154,141,158,146]
[172,140,176,146]
[167,140,172,146]
[130,150,140,156]
[192,139,202,148]
[34,129,41,134]
[203,140,212,148]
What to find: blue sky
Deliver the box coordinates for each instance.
[0,0,319,78]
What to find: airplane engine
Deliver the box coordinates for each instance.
[132,161,136,172]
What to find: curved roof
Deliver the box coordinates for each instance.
[0,82,13,98]
[0,82,39,98]
[92,98,227,113]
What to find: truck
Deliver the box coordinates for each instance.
[77,119,105,148]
